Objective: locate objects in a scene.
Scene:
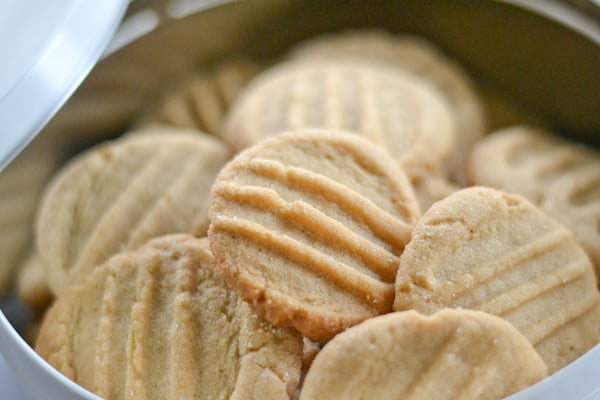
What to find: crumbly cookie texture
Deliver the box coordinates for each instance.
[467,125,600,279]
[35,131,231,295]
[288,29,487,183]
[209,129,420,341]
[394,186,600,373]
[36,234,303,400]
[223,59,456,179]
[300,309,547,400]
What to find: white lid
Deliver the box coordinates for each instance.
[0,0,128,171]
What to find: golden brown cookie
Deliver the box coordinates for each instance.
[222,59,456,178]
[299,309,547,400]
[16,252,54,313]
[394,186,600,373]
[467,126,600,279]
[288,29,487,182]
[36,234,302,400]
[208,130,421,341]
[36,131,231,296]
[138,57,260,136]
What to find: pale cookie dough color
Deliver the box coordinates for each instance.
[289,29,487,182]
[35,235,302,400]
[467,126,600,279]
[299,309,547,400]
[394,186,600,373]
[36,131,231,296]
[222,60,456,178]
[208,130,421,341]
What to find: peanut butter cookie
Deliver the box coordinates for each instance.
[300,309,546,400]
[222,60,456,178]
[209,130,420,341]
[394,186,600,373]
[36,131,230,295]
[36,235,302,400]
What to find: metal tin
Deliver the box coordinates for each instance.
[0,1,598,399]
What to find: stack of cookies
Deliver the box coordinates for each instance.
[7,29,598,400]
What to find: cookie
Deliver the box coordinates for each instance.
[208,130,421,341]
[222,59,456,178]
[36,131,231,296]
[16,252,53,313]
[288,29,487,182]
[394,186,600,373]
[467,126,600,278]
[137,57,260,136]
[299,309,547,400]
[35,234,302,400]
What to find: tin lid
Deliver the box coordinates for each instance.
[0,0,128,171]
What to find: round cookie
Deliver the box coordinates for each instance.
[35,234,302,400]
[137,57,260,137]
[299,309,547,400]
[288,29,487,182]
[208,130,421,341]
[394,186,600,373]
[36,131,231,296]
[467,125,600,279]
[222,59,456,178]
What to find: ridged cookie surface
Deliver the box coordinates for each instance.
[394,186,600,373]
[36,132,231,295]
[35,235,302,400]
[289,29,487,182]
[299,309,547,400]
[209,130,421,341]
[223,60,456,178]
[467,126,600,278]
